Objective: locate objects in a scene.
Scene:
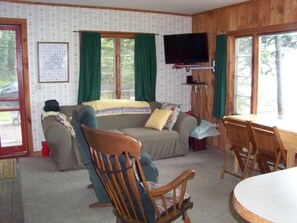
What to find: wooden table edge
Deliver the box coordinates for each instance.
[232,192,272,223]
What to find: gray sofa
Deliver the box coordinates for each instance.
[41,101,197,171]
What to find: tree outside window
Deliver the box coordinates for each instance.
[101,36,134,99]
[234,31,297,121]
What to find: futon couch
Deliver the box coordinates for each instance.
[41,101,197,171]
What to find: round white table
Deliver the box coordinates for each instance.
[233,167,297,222]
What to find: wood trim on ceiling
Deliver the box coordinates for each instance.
[3,0,192,17]
[228,22,297,37]
[74,31,158,38]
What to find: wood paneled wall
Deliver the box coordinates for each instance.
[192,0,297,150]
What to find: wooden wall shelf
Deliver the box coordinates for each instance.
[173,60,215,72]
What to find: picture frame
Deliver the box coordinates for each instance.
[37,42,69,83]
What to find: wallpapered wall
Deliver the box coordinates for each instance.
[0,2,192,152]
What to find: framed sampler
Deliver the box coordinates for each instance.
[37,42,69,83]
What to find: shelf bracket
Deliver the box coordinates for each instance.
[172,60,215,73]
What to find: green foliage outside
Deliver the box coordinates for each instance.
[101,38,115,99]
[236,31,297,118]
[101,38,134,99]
[0,112,12,122]
[0,30,17,89]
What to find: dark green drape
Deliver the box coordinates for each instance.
[77,32,101,104]
[212,34,227,119]
[134,34,157,102]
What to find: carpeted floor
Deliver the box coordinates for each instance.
[0,158,24,223]
[19,147,247,223]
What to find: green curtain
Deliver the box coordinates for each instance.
[77,32,101,104]
[212,34,227,119]
[134,33,157,102]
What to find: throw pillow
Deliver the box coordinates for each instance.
[144,108,172,131]
[56,113,76,137]
[161,102,181,130]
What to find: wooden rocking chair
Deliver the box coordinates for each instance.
[82,124,196,223]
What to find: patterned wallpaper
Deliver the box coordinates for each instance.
[0,2,192,151]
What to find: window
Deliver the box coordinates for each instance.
[101,35,134,99]
[233,29,297,121]
[234,37,252,114]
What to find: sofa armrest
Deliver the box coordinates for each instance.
[42,117,73,170]
[173,112,197,152]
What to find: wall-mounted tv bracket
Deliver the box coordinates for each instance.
[172,59,215,73]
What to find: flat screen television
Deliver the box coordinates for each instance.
[163,32,209,64]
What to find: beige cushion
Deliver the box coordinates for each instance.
[145,108,172,131]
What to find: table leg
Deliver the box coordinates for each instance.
[286,151,295,168]
[234,157,239,173]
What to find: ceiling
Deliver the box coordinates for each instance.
[20,0,249,15]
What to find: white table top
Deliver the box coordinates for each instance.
[233,167,297,222]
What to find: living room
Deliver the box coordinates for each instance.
[1,0,297,222]
[0,0,296,157]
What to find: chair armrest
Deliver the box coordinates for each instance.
[150,169,195,197]
[149,168,195,214]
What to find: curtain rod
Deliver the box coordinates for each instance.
[73,30,159,35]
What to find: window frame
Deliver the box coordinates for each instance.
[227,22,297,115]
[101,32,135,99]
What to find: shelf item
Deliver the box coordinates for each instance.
[172,60,215,72]
[182,83,208,96]
[182,83,207,86]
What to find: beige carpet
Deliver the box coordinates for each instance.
[0,158,17,179]
[20,148,246,223]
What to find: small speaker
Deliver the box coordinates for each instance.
[186,75,193,84]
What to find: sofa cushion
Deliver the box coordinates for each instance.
[144,108,172,131]
[95,102,162,130]
[97,114,149,130]
[101,129,125,134]
[120,127,180,160]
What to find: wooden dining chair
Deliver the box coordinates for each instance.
[221,116,255,180]
[82,124,196,223]
[247,122,287,174]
